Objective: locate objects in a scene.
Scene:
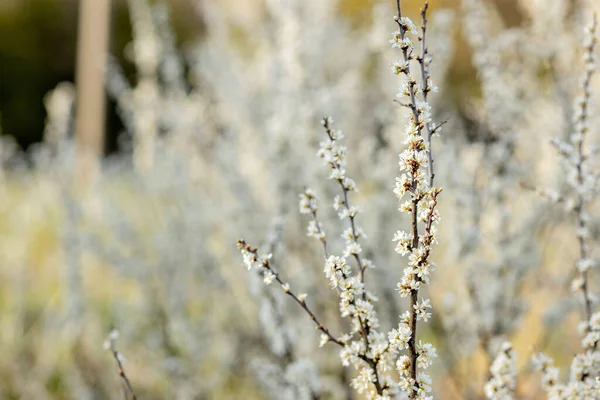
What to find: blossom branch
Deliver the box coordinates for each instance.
[417,2,437,187]
[300,187,328,258]
[320,117,371,291]
[241,233,386,394]
[533,15,600,395]
[237,239,343,347]
[484,342,517,399]
[572,14,598,328]
[392,1,441,397]
[309,120,387,395]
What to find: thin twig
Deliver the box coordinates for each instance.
[105,331,138,400]
[237,240,344,347]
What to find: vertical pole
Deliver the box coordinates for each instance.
[75,0,111,186]
[67,0,111,328]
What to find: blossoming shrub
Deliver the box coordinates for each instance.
[1,0,600,399]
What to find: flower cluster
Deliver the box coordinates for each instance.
[532,352,560,392]
[532,312,600,397]
[299,188,326,242]
[484,342,517,399]
[239,239,299,294]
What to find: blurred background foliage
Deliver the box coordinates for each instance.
[0,0,525,153]
[0,0,199,152]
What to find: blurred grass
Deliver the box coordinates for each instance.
[0,170,586,398]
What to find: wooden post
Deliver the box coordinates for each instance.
[67,0,111,327]
[74,0,111,186]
